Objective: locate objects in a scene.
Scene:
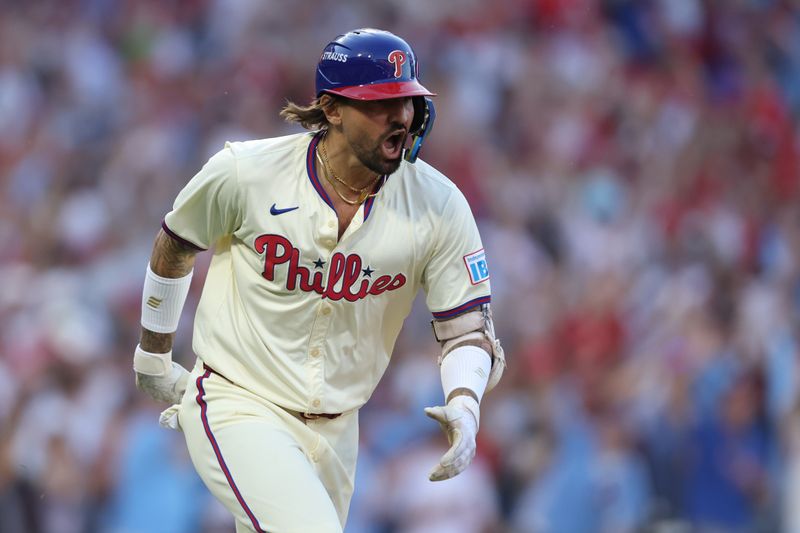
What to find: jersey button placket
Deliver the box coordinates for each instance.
[308,217,336,412]
[320,218,337,250]
[306,298,333,412]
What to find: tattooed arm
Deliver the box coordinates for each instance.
[138,229,198,354]
[134,229,198,405]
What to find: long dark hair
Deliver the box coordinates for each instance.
[279,95,339,131]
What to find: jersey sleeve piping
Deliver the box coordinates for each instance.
[431,295,491,319]
[161,219,207,251]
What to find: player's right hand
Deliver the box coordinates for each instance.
[135,362,189,404]
[133,345,189,404]
[424,395,480,482]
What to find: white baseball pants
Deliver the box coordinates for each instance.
[178,361,358,533]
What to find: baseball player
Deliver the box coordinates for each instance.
[133,28,505,533]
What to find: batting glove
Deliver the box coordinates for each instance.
[134,345,189,405]
[424,395,480,481]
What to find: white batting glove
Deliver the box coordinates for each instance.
[424,395,480,482]
[134,345,189,405]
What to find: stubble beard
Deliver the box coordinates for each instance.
[350,132,403,177]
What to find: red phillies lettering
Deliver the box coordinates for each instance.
[369,275,393,295]
[288,250,325,293]
[324,253,346,298]
[254,234,406,300]
[255,234,292,279]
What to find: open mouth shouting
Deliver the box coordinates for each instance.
[380,129,407,160]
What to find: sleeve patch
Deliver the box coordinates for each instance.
[463,249,490,285]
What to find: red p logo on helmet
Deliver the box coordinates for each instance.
[388,50,406,78]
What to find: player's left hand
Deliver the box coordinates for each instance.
[424,395,480,481]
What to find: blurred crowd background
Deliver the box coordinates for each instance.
[2,0,800,532]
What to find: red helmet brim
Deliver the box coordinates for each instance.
[323,80,436,100]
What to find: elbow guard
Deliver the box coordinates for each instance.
[432,304,506,392]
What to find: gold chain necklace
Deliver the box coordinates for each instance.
[318,134,380,205]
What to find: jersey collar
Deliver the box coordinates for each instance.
[306,131,388,221]
[306,132,334,209]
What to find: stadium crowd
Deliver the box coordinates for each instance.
[1,0,800,531]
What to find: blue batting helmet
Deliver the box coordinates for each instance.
[316,28,435,101]
[316,28,436,162]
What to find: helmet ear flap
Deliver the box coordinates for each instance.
[404,97,436,163]
[410,96,426,133]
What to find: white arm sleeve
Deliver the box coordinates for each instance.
[440,345,492,404]
[141,263,193,334]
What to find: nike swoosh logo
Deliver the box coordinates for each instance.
[270,204,299,215]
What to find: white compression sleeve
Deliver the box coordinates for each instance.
[141,263,193,334]
[440,345,492,404]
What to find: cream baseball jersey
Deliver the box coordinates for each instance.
[163,132,491,414]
